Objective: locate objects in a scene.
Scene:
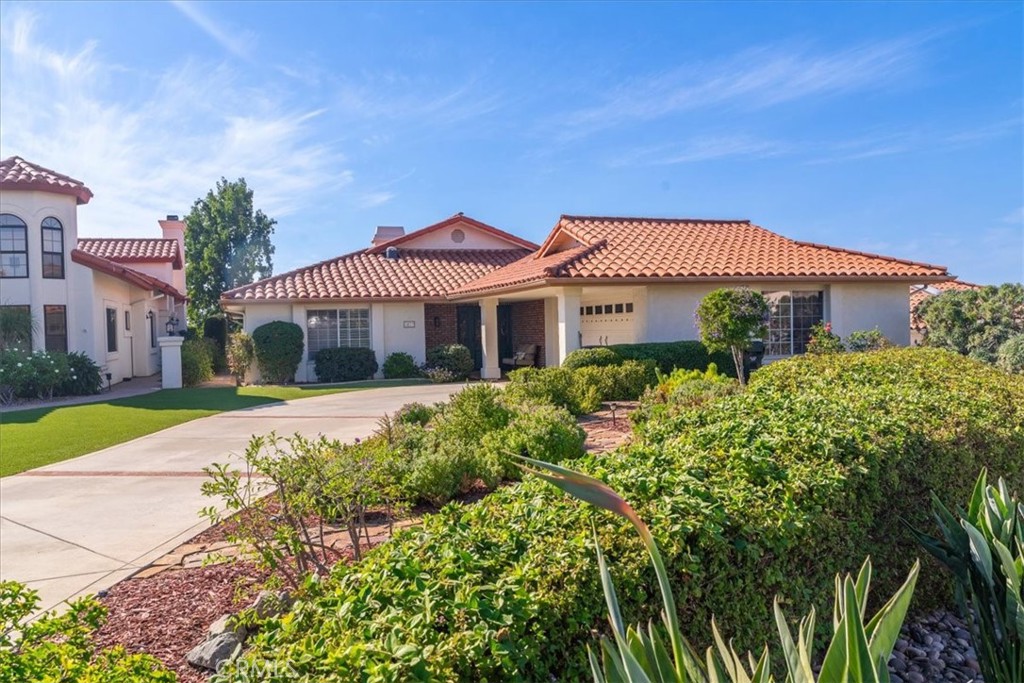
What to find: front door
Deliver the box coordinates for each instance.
[497,304,513,369]
[456,304,482,371]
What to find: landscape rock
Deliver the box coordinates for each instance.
[251,589,292,619]
[186,632,241,671]
[888,610,984,682]
[208,614,247,640]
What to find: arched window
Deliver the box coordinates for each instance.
[41,217,65,279]
[0,214,28,278]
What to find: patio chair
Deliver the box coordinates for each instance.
[502,344,539,369]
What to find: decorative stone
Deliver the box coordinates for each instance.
[186,632,241,671]
[251,590,292,619]
[208,614,248,640]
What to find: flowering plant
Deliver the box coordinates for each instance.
[806,321,843,355]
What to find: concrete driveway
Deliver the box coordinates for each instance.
[0,382,463,615]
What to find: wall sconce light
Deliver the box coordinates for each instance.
[433,316,441,328]
[165,316,179,335]
[146,311,155,320]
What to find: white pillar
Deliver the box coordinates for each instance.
[370,303,386,378]
[480,297,501,379]
[158,336,184,389]
[556,287,582,365]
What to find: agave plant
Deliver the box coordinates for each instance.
[908,468,1024,683]
[520,456,920,683]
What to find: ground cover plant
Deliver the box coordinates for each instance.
[0,382,419,476]
[221,348,1024,682]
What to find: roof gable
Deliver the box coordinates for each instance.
[367,214,538,254]
[77,238,183,269]
[71,249,186,301]
[0,156,93,205]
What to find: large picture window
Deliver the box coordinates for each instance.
[44,305,67,352]
[106,307,118,353]
[306,309,370,356]
[0,214,28,278]
[41,217,64,279]
[764,290,824,356]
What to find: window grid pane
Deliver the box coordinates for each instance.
[306,309,339,357]
[106,308,118,353]
[0,219,28,278]
[44,305,67,353]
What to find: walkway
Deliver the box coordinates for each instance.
[0,382,463,615]
[2,374,163,413]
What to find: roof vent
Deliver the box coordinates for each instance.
[372,225,405,246]
[385,246,400,260]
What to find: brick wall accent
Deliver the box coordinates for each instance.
[424,303,458,351]
[510,299,546,367]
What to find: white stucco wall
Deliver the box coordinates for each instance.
[828,282,911,346]
[382,302,426,363]
[92,274,133,384]
[644,283,722,342]
[396,221,522,250]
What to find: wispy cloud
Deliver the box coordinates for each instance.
[559,36,929,140]
[608,134,789,167]
[0,9,348,238]
[168,0,255,59]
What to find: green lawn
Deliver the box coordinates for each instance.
[0,380,427,477]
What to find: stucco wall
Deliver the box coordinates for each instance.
[395,221,522,250]
[828,282,911,346]
[381,302,427,364]
[644,283,722,342]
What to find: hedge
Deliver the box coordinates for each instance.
[252,321,304,384]
[181,338,215,387]
[382,352,420,379]
[225,348,1024,682]
[313,347,378,382]
[425,344,475,380]
[564,340,736,377]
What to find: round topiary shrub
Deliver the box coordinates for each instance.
[252,321,304,384]
[562,347,622,370]
[997,334,1024,374]
[425,344,474,380]
[382,352,420,379]
[313,347,378,382]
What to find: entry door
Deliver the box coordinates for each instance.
[497,304,513,366]
[456,305,482,371]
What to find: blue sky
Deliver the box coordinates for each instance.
[1,1,1021,284]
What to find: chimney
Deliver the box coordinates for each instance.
[158,215,187,268]
[372,225,404,246]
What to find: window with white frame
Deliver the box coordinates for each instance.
[763,290,823,356]
[306,309,370,356]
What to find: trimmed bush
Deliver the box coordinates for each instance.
[425,344,474,380]
[562,347,622,370]
[997,333,1024,374]
[382,351,420,379]
[226,348,1024,682]
[313,347,378,383]
[57,352,102,396]
[608,340,736,377]
[181,338,214,387]
[252,321,304,384]
[845,327,893,352]
[506,361,656,414]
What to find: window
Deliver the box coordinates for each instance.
[0,305,32,351]
[764,290,824,356]
[44,305,67,352]
[41,217,64,279]
[106,307,118,353]
[306,308,370,356]
[0,214,28,278]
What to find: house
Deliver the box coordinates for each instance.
[909,279,983,345]
[0,156,187,384]
[222,213,952,381]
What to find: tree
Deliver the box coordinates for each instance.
[185,178,276,328]
[918,283,1024,364]
[695,287,770,385]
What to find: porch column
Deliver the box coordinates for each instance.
[480,297,501,379]
[370,303,386,379]
[556,287,582,365]
[157,336,183,389]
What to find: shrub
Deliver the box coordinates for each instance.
[382,351,420,379]
[24,351,71,399]
[425,343,475,380]
[0,580,173,682]
[506,362,655,415]
[423,366,458,383]
[57,351,102,396]
[997,333,1024,374]
[252,321,304,383]
[181,338,214,387]
[562,346,622,370]
[505,366,579,412]
[0,350,31,404]
[695,287,770,384]
[631,364,738,428]
[226,331,256,384]
[845,327,893,352]
[313,347,378,382]
[918,283,1024,363]
[224,348,1024,682]
[608,340,736,377]
[394,401,437,426]
[805,320,843,354]
[480,404,585,481]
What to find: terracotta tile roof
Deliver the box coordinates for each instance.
[78,238,182,269]
[453,215,951,296]
[910,280,983,332]
[0,156,93,205]
[71,249,187,301]
[366,213,539,254]
[221,248,532,302]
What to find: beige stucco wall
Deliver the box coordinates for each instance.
[395,221,522,250]
[828,282,911,346]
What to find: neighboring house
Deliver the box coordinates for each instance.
[223,213,952,382]
[909,279,983,345]
[0,156,187,384]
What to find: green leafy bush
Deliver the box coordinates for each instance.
[224,348,1024,682]
[0,580,173,682]
[313,347,378,382]
[57,351,102,396]
[506,361,655,414]
[252,321,304,383]
[845,327,893,352]
[805,321,842,354]
[608,340,736,377]
[563,347,623,370]
[425,343,475,380]
[480,404,585,481]
[394,401,437,426]
[0,350,101,402]
[918,283,1024,363]
[181,337,215,387]
[226,331,256,385]
[695,287,770,383]
[631,364,738,428]
[997,334,1024,374]
[382,351,420,379]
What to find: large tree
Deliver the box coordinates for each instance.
[185,178,276,328]
[918,283,1024,364]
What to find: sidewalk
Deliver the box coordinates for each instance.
[1,374,164,414]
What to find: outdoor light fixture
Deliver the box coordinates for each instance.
[165,316,179,335]
[434,316,441,328]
